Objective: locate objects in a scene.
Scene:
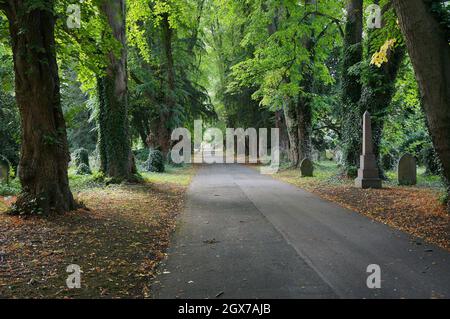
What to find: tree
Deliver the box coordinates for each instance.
[224,0,343,166]
[340,0,363,174]
[392,0,450,210]
[158,11,176,154]
[360,1,406,177]
[0,0,76,214]
[97,0,135,181]
[127,0,215,153]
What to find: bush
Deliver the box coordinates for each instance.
[76,163,92,175]
[381,153,395,171]
[421,146,441,175]
[73,148,92,175]
[92,171,106,182]
[439,191,449,206]
[73,148,90,167]
[345,166,358,178]
[133,148,150,163]
[0,155,11,183]
[146,149,165,173]
[0,93,20,169]
[0,179,21,196]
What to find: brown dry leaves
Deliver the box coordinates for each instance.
[275,174,450,251]
[0,182,187,298]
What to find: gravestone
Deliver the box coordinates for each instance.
[398,154,417,186]
[325,150,334,160]
[300,158,314,177]
[311,149,320,162]
[334,149,344,164]
[355,111,382,189]
[0,159,9,184]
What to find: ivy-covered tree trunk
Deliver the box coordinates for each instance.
[157,12,176,155]
[296,86,313,162]
[340,0,363,174]
[392,0,450,211]
[98,0,135,181]
[295,35,315,162]
[359,46,405,178]
[359,3,406,178]
[96,78,108,173]
[2,0,76,214]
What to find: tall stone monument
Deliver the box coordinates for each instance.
[355,111,382,189]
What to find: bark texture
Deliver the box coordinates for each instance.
[283,97,300,166]
[156,12,176,155]
[392,0,450,211]
[341,0,364,173]
[359,2,406,178]
[3,0,76,214]
[98,0,135,181]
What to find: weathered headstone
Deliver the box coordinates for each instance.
[325,150,334,160]
[398,154,417,186]
[334,149,344,164]
[300,158,314,177]
[311,149,320,162]
[355,111,382,189]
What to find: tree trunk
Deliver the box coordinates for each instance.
[283,97,300,167]
[98,0,135,181]
[296,34,314,162]
[157,12,176,155]
[296,89,313,162]
[3,1,76,214]
[360,3,406,178]
[360,45,405,179]
[275,110,290,161]
[96,77,108,173]
[341,0,364,173]
[392,0,450,211]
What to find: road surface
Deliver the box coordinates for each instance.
[153,164,450,299]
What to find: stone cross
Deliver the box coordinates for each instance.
[355,111,382,189]
[398,154,417,186]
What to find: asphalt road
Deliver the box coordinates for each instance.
[153,164,450,299]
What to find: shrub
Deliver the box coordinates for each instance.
[381,153,395,171]
[133,148,150,163]
[76,163,92,175]
[0,179,21,196]
[439,191,449,206]
[0,155,11,183]
[146,149,165,173]
[73,148,92,175]
[73,148,90,167]
[421,146,441,175]
[346,166,358,178]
